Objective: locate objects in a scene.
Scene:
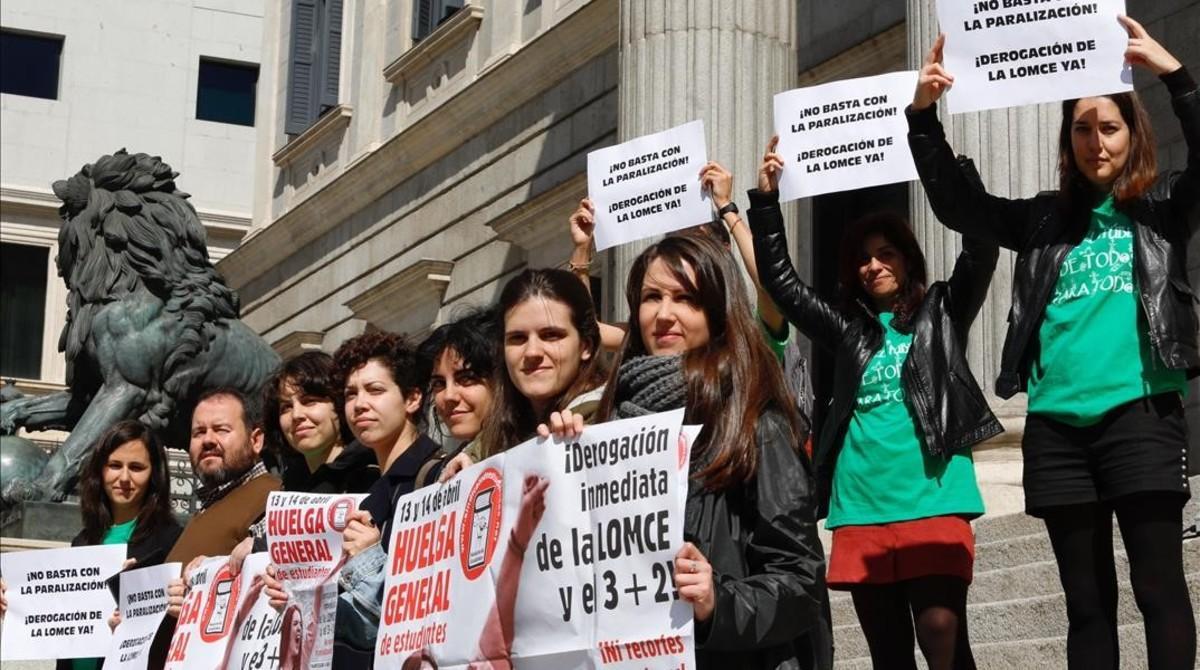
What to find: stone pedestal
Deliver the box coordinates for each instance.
[606,1,801,320]
[906,0,1061,440]
[0,501,81,543]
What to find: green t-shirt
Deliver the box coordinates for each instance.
[72,519,136,670]
[1027,195,1188,426]
[757,310,790,363]
[826,313,984,529]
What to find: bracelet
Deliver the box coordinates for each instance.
[717,201,739,217]
[568,259,591,273]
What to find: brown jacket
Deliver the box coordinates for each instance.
[166,472,282,566]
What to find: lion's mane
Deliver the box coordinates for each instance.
[52,150,240,428]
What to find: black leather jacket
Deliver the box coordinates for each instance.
[685,408,832,670]
[747,189,1004,518]
[906,67,1200,399]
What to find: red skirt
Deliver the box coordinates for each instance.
[826,515,975,590]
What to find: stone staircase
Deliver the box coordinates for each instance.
[831,476,1200,669]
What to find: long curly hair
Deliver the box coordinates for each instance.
[837,212,928,330]
[52,150,239,429]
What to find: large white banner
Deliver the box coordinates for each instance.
[938,0,1132,114]
[266,491,365,670]
[587,120,711,250]
[0,544,126,660]
[773,71,920,201]
[375,409,695,669]
[105,562,181,670]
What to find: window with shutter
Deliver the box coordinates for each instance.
[285,0,343,136]
[413,0,464,43]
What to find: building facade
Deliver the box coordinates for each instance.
[223,0,1200,511]
[0,0,263,392]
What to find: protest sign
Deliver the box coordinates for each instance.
[587,120,711,250]
[375,409,695,669]
[104,562,180,670]
[938,0,1132,114]
[773,71,919,201]
[226,553,282,670]
[164,554,272,667]
[266,491,365,670]
[0,544,126,660]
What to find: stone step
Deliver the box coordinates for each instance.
[832,568,1200,662]
[833,621,1148,670]
[829,537,1200,620]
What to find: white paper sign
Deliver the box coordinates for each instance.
[0,544,126,660]
[266,492,365,670]
[587,120,711,250]
[374,409,694,669]
[938,0,1132,113]
[774,71,920,201]
[226,553,282,670]
[105,562,181,670]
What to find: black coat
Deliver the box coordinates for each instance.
[906,67,1200,399]
[279,440,380,494]
[685,409,833,670]
[747,189,1004,518]
[60,517,182,670]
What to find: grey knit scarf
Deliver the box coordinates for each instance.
[615,353,687,419]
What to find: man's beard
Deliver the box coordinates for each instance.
[196,447,257,488]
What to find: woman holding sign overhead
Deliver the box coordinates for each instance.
[595,233,832,669]
[748,135,1001,669]
[909,17,1197,669]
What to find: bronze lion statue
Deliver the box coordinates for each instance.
[1,150,280,503]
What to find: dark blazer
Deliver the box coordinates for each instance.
[686,409,833,670]
[906,67,1200,398]
[748,188,1004,518]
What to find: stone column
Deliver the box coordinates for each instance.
[606,0,801,321]
[907,0,1062,434]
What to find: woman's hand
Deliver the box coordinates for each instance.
[699,162,734,209]
[342,510,381,558]
[673,542,716,622]
[0,577,7,619]
[439,452,476,482]
[913,33,954,111]
[569,198,596,251]
[263,564,289,613]
[1120,15,1181,76]
[108,609,122,632]
[166,577,187,619]
[536,408,584,439]
[227,537,254,576]
[758,136,785,193]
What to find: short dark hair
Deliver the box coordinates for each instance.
[195,386,263,431]
[333,330,428,428]
[261,351,354,460]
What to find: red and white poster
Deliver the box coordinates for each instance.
[375,409,695,669]
[164,553,272,669]
[266,491,365,670]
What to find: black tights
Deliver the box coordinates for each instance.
[1042,494,1195,670]
[851,575,975,670]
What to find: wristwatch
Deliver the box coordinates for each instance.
[717,201,739,217]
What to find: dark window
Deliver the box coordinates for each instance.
[197,58,258,126]
[413,0,463,43]
[0,243,49,379]
[285,0,343,135]
[0,29,63,100]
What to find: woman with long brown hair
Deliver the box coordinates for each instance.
[749,135,1000,669]
[909,16,1197,668]
[596,233,831,669]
